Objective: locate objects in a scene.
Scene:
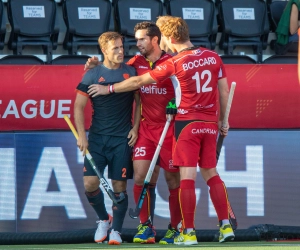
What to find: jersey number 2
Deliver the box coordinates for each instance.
[192,70,212,93]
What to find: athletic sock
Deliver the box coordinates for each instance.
[112,191,128,232]
[169,187,181,229]
[133,184,150,224]
[85,188,108,220]
[149,184,156,224]
[207,175,229,221]
[179,179,196,229]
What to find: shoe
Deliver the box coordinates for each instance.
[94,214,112,243]
[219,223,235,243]
[159,224,180,244]
[108,229,122,245]
[133,220,156,244]
[174,229,198,245]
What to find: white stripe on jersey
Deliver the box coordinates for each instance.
[169,75,181,108]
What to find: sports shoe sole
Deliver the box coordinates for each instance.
[219,233,235,243]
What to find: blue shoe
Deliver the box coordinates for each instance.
[133,220,155,244]
[159,224,180,244]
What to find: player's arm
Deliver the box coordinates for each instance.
[88,72,155,97]
[128,92,141,147]
[74,93,89,155]
[218,77,229,136]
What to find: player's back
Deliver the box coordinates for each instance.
[170,47,226,122]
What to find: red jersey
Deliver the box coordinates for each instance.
[149,47,227,122]
[127,52,175,126]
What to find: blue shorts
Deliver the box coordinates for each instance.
[84,133,133,181]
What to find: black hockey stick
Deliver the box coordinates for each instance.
[64,115,125,204]
[129,115,172,219]
[215,82,237,231]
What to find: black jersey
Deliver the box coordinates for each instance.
[76,63,136,137]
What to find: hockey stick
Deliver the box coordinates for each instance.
[64,115,125,204]
[215,82,237,231]
[129,114,172,219]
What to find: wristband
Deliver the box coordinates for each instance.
[107,84,115,94]
[109,84,115,93]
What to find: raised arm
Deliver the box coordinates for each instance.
[88,72,156,97]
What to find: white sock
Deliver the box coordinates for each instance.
[186,228,194,233]
[222,219,230,226]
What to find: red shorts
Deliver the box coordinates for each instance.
[173,120,218,168]
[133,119,178,172]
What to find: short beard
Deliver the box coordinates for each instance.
[141,46,155,57]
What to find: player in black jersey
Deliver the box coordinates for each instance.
[74,31,141,245]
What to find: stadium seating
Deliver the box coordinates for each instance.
[114,0,163,54]
[263,54,297,64]
[268,0,288,32]
[218,0,270,63]
[62,0,113,55]
[165,0,218,49]
[220,54,257,64]
[7,0,59,63]
[50,55,91,65]
[0,0,5,50]
[0,55,45,64]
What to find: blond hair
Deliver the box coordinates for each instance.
[159,17,189,43]
[156,15,172,29]
[98,31,123,50]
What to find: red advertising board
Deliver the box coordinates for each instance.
[0,64,299,131]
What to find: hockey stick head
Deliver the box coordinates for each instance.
[109,190,126,204]
[128,207,139,219]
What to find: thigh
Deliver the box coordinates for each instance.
[84,134,107,177]
[106,136,133,181]
[133,122,156,162]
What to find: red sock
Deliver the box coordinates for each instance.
[207,175,229,221]
[169,187,181,229]
[179,180,196,229]
[133,184,150,224]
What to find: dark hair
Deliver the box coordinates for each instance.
[134,21,161,44]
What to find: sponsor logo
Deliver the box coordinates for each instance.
[191,128,217,134]
[140,85,167,95]
[139,66,148,69]
[98,76,105,82]
[123,73,130,79]
[182,57,217,71]
[177,108,188,114]
[192,49,202,54]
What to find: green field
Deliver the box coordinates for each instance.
[2,241,300,250]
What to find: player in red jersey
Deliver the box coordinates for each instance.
[86,22,181,244]
[89,17,236,246]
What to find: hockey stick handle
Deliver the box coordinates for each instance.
[145,114,172,182]
[63,115,124,204]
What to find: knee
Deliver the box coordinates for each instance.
[165,172,180,189]
[112,180,127,193]
[83,176,100,192]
